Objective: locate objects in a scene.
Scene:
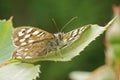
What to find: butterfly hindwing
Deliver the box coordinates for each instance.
[12,40,53,59]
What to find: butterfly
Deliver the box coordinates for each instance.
[12,25,90,59]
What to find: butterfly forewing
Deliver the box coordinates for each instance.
[13,26,54,46]
[63,25,90,44]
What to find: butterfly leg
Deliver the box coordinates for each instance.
[55,47,63,58]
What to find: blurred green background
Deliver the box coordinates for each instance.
[0,0,120,80]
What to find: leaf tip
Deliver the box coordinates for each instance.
[105,16,118,29]
[8,16,14,22]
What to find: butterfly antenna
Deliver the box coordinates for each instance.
[51,18,60,32]
[60,16,78,32]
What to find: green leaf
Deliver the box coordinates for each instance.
[0,62,40,80]
[22,24,105,63]
[20,16,117,63]
[0,18,15,63]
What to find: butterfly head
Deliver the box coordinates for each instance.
[54,32,65,46]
